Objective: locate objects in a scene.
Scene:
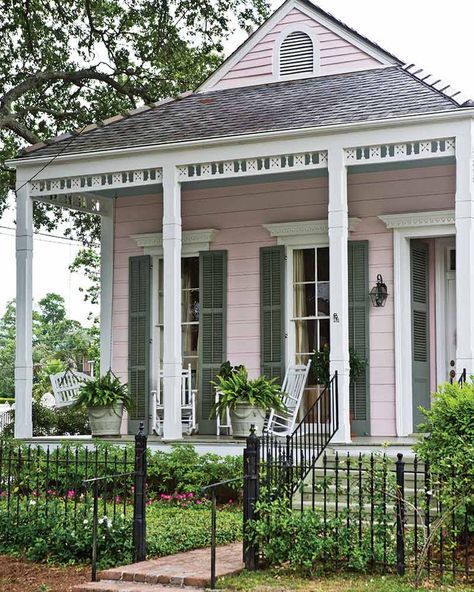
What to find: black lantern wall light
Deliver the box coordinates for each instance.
[369,274,388,307]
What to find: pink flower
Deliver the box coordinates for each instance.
[67,490,75,499]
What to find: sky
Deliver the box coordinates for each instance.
[1,0,473,324]
[0,203,97,325]
[231,0,474,99]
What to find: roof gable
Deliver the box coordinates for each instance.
[199,0,400,92]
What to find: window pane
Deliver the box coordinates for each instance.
[182,324,199,358]
[159,327,164,363]
[293,249,315,283]
[317,282,330,316]
[317,247,329,281]
[319,319,330,349]
[182,290,200,322]
[182,257,199,289]
[158,293,163,323]
[293,284,315,317]
[294,319,317,355]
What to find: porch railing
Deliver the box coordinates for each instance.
[260,372,338,495]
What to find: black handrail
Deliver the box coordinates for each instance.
[260,372,339,495]
[202,477,244,590]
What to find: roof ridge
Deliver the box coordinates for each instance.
[402,63,472,107]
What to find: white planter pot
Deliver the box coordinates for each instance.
[230,404,266,438]
[88,403,123,436]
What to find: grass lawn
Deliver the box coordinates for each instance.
[219,569,474,592]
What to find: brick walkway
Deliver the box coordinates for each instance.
[74,542,243,591]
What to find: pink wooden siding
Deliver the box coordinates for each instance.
[112,163,455,438]
[210,7,382,90]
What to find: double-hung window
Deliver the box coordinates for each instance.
[157,257,200,385]
[291,246,330,409]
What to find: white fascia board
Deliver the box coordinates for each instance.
[7,110,474,178]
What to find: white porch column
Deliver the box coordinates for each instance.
[162,165,183,440]
[327,147,351,443]
[99,199,115,374]
[455,120,474,376]
[15,182,33,439]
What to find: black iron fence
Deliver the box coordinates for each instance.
[0,425,147,578]
[243,434,473,581]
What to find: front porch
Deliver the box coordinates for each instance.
[19,434,418,457]
[12,119,474,444]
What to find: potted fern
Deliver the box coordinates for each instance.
[75,371,132,436]
[212,367,285,438]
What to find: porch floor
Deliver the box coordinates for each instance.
[21,434,418,456]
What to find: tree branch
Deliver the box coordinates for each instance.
[0,116,40,144]
[1,68,152,112]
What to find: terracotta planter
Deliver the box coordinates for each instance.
[230,404,266,438]
[87,403,123,436]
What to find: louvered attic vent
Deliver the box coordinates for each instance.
[279,31,314,77]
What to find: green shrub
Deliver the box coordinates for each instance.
[415,379,474,532]
[147,444,243,501]
[248,496,396,574]
[0,440,241,501]
[416,380,474,479]
[0,499,241,567]
[2,400,89,437]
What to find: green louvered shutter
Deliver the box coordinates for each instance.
[199,250,227,434]
[128,255,151,435]
[411,240,430,431]
[260,246,285,384]
[348,241,370,436]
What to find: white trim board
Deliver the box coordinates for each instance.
[378,211,455,436]
[264,218,361,246]
[131,229,216,256]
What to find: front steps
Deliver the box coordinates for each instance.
[295,451,426,526]
[74,543,243,592]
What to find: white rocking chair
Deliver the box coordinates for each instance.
[50,368,93,408]
[152,364,197,436]
[265,361,311,437]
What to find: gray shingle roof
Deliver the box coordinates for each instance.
[19,66,463,160]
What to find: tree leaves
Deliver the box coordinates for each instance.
[0,0,269,242]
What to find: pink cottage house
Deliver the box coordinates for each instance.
[8,0,474,445]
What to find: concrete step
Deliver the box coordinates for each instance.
[74,582,197,592]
